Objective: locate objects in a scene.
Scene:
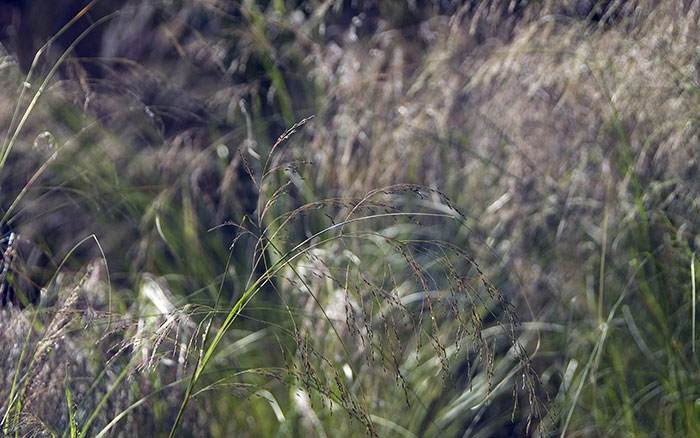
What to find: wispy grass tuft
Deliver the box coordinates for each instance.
[2,1,698,436]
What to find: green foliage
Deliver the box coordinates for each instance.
[1,1,699,437]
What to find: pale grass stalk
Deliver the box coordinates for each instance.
[693,252,696,354]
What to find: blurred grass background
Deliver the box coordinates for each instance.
[0,1,699,436]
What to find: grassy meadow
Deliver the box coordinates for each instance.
[1,1,699,436]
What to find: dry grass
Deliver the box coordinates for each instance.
[1,0,699,436]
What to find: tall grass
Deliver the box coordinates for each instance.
[1,0,699,437]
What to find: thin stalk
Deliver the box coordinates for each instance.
[692,252,696,354]
[65,366,77,438]
[0,0,98,160]
[598,205,609,325]
[77,357,132,438]
[0,9,117,174]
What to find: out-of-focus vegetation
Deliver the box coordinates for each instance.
[0,1,699,436]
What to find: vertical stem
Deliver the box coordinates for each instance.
[692,252,696,353]
[598,205,609,325]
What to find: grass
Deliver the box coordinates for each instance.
[1,0,699,436]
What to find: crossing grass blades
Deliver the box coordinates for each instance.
[166,118,552,437]
[0,115,551,437]
[0,4,553,436]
